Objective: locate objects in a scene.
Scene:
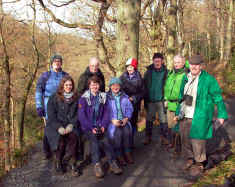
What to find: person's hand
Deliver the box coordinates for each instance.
[173,116,179,121]
[129,97,134,102]
[217,118,225,125]
[112,119,121,127]
[92,128,97,134]
[101,127,105,133]
[164,101,168,108]
[36,107,45,117]
[121,118,129,126]
[58,127,66,135]
[65,124,73,134]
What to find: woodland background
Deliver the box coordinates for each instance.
[0,0,234,182]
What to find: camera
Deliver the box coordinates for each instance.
[95,127,104,139]
[183,94,193,106]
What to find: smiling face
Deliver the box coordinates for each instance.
[153,58,163,69]
[174,56,185,70]
[89,81,100,95]
[63,80,73,93]
[126,65,135,75]
[89,58,99,73]
[190,64,202,76]
[111,83,121,94]
[52,59,62,72]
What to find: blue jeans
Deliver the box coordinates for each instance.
[86,132,115,164]
[109,125,132,156]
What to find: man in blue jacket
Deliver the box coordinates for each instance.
[35,54,68,159]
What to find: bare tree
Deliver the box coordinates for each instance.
[0,15,12,171]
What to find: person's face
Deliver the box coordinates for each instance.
[174,58,185,70]
[89,60,99,73]
[126,65,135,75]
[190,64,201,76]
[153,58,163,69]
[89,81,100,94]
[111,84,121,94]
[52,59,62,72]
[64,80,73,93]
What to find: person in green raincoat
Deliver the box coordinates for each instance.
[175,55,228,175]
[164,55,188,153]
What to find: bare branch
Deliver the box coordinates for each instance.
[47,0,76,7]
[37,0,95,29]
[141,0,153,17]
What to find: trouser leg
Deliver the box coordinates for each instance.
[180,119,194,160]
[65,132,78,161]
[43,134,51,157]
[122,124,132,153]
[86,133,100,164]
[101,135,115,163]
[56,136,66,161]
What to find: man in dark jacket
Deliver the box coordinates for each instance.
[77,57,105,97]
[143,53,168,145]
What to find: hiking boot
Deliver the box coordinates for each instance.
[125,152,134,164]
[110,160,123,175]
[117,156,127,166]
[69,160,82,177]
[143,136,152,145]
[189,162,204,177]
[54,159,65,174]
[160,135,169,146]
[94,162,104,178]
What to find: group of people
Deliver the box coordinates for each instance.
[35,52,229,178]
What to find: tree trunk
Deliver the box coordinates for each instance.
[115,0,141,75]
[166,0,177,70]
[94,1,116,76]
[176,0,185,54]
[224,0,233,66]
[0,19,12,170]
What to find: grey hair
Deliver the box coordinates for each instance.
[173,54,185,63]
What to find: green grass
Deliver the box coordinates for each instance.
[193,143,235,186]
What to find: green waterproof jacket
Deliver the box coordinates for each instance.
[176,70,228,140]
[164,68,187,111]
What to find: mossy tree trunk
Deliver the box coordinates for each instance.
[115,0,141,76]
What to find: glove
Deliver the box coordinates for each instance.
[58,127,66,135]
[66,124,73,134]
[36,108,45,117]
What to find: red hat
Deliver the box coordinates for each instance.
[126,58,138,69]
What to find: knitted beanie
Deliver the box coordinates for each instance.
[109,77,122,87]
[126,58,138,70]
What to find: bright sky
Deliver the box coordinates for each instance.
[2,0,96,37]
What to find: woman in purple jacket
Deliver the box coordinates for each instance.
[78,75,122,178]
[107,77,134,166]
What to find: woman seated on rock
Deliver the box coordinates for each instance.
[78,75,122,178]
[46,76,81,176]
[107,77,134,166]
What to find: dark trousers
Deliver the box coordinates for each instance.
[110,125,132,156]
[86,132,115,164]
[130,102,140,133]
[43,134,51,157]
[56,132,78,161]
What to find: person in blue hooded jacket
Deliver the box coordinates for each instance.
[35,54,68,159]
[107,77,134,166]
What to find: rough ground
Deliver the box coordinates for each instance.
[1,98,235,187]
